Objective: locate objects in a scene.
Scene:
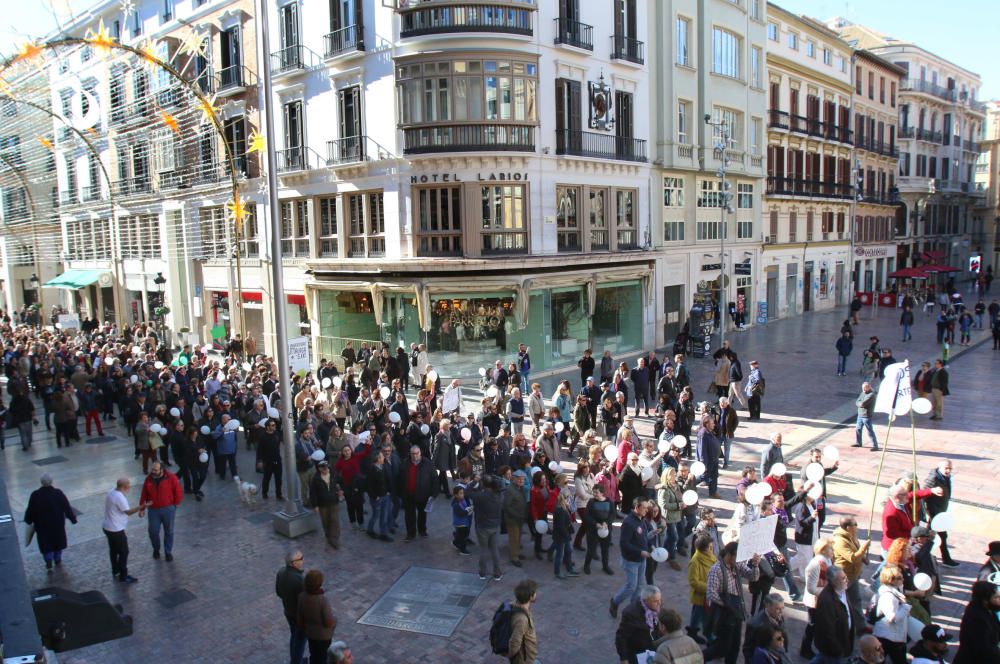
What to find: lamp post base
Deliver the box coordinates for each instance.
[271,508,321,539]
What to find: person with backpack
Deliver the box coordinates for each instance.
[491,578,538,664]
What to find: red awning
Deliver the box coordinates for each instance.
[921,264,960,273]
[287,294,306,306]
[240,291,263,302]
[888,267,929,279]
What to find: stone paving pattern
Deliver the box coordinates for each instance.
[2,300,999,663]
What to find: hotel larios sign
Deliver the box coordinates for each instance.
[410,172,528,183]
[855,246,890,258]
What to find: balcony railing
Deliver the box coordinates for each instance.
[898,126,943,144]
[901,78,956,103]
[324,24,363,57]
[611,34,644,64]
[768,109,789,129]
[553,18,593,50]
[399,3,535,38]
[860,188,900,206]
[402,123,534,154]
[217,65,247,91]
[271,45,304,73]
[326,136,367,165]
[81,185,102,201]
[111,177,152,196]
[277,146,309,172]
[855,136,899,158]
[766,176,853,200]
[60,190,78,205]
[555,129,647,162]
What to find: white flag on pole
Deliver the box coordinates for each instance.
[874,360,912,416]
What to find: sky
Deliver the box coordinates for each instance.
[1,0,997,98]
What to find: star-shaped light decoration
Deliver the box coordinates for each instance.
[14,41,43,65]
[178,29,209,60]
[37,136,54,150]
[246,129,266,155]
[226,195,248,231]
[139,41,160,71]
[160,109,180,134]
[0,77,11,96]
[195,94,219,125]
[119,0,136,17]
[85,20,116,58]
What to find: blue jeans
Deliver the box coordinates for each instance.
[286,617,306,664]
[552,538,573,575]
[520,371,530,393]
[681,512,698,542]
[837,354,848,374]
[664,522,679,559]
[702,469,718,495]
[855,415,878,447]
[720,435,731,468]
[689,603,710,638]
[902,324,912,341]
[147,505,176,555]
[17,421,33,450]
[367,495,392,536]
[613,558,646,606]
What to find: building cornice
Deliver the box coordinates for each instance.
[766,53,853,95]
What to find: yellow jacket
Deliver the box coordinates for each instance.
[688,549,717,605]
[832,526,869,582]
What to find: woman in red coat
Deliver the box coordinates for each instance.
[334,438,372,530]
[529,471,559,560]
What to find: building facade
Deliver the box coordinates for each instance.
[649,0,766,343]
[762,4,854,319]
[975,102,1000,276]
[850,49,904,293]
[834,19,986,282]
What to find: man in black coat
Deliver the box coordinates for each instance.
[813,566,854,659]
[23,473,77,570]
[923,460,957,566]
[396,445,437,541]
[615,585,662,664]
[274,549,306,664]
[256,419,284,500]
[577,349,596,388]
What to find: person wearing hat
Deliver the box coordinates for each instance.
[743,360,764,421]
[909,624,951,664]
[978,541,1000,582]
[310,459,344,550]
[581,377,601,428]
[577,348,596,388]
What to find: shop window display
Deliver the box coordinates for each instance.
[430,297,514,354]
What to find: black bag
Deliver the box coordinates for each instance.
[489,602,523,656]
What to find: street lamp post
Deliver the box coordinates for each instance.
[28,273,40,328]
[704,114,734,351]
[153,271,167,348]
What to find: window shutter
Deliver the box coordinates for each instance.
[355,0,365,49]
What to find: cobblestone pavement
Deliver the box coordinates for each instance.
[2,302,998,663]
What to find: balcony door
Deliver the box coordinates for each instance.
[557,0,580,43]
[283,100,304,169]
[329,0,363,48]
[614,0,637,42]
[220,26,242,87]
[615,90,633,160]
[555,78,581,154]
[279,3,300,68]
[338,86,362,161]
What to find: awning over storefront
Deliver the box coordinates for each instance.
[43,269,106,290]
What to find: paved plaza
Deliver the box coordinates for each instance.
[3,302,999,663]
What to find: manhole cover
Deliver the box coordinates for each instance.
[32,456,68,466]
[357,566,487,637]
[156,588,197,609]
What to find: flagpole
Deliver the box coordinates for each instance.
[866,360,908,540]
[866,415,894,538]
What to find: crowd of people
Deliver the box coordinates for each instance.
[1,299,998,664]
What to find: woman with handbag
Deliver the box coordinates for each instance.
[643,502,667,585]
[657,467,683,571]
[872,564,911,664]
[687,534,716,644]
[799,538,833,659]
[296,569,337,664]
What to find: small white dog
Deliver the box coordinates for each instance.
[234,476,258,505]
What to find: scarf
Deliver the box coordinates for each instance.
[642,600,658,632]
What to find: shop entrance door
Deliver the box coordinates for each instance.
[803,268,812,312]
[835,264,845,305]
[766,273,778,319]
[785,275,797,316]
[662,285,682,343]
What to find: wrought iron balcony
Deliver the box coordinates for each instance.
[611,34,644,65]
[60,190,78,205]
[277,146,317,172]
[553,18,593,50]
[270,45,320,74]
[81,185,102,201]
[901,78,956,103]
[402,123,534,154]
[768,109,789,129]
[766,176,852,200]
[217,65,252,92]
[324,24,363,57]
[555,129,647,162]
[399,3,535,38]
[327,136,366,165]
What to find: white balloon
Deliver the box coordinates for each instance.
[198,452,209,463]
[682,490,699,506]
[154,361,164,369]
[911,397,933,415]
[549,461,561,473]
[200,425,211,435]
[805,463,825,483]
[131,346,142,355]
[486,386,499,398]
[478,367,487,377]
[822,445,840,462]
[148,424,160,435]
[534,519,548,535]
[332,376,343,389]
[105,356,116,366]
[388,411,401,424]
[807,485,824,501]
[310,450,326,462]
[721,528,739,546]
[427,370,439,382]
[170,407,181,418]
[554,422,565,433]
[657,438,671,454]
[894,399,911,416]
[225,419,240,432]
[420,424,430,435]
[930,511,954,532]
[913,572,933,591]
[460,427,472,441]
[769,462,787,478]
[321,377,332,389]
[130,375,139,384]
[690,461,706,477]
[641,466,655,482]
[757,482,774,497]
[651,547,668,563]
[242,362,252,372]
[671,435,688,449]
[379,386,391,399]
[267,407,280,419]
[597,525,610,539]
[604,445,619,462]
[746,486,765,505]
[529,466,541,476]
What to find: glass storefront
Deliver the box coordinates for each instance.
[592,282,643,356]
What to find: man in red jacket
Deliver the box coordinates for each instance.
[140,461,183,561]
[880,483,941,552]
